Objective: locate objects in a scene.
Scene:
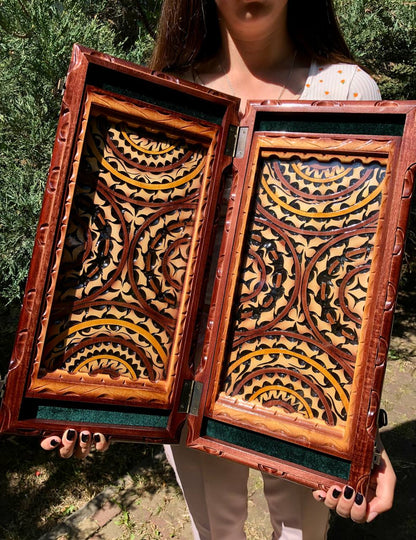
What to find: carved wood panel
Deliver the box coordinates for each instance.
[24,90,220,407]
[209,136,393,455]
[0,44,239,440]
[188,101,416,491]
[2,45,416,491]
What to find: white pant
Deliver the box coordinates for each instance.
[164,432,329,540]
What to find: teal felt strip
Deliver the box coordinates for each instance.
[203,418,351,480]
[256,112,405,137]
[21,400,169,428]
[88,65,226,125]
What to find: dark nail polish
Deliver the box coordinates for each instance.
[355,492,364,505]
[50,439,59,447]
[344,486,354,500]
[66,429,76,441]
[332,488,341,499]
[104,435,111,442]
[81,433,89,443]
[94,434,101,443]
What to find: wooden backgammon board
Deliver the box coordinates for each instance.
[1,44,416,494]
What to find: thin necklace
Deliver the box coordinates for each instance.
[220,49,298,100]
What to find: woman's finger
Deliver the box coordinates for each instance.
[41,429,112,459]
[322,486,343,510]
[40,435,62,451]
[366,446,396,522]
[59,429,78,458]
[93,433,111,452]
[350,491,367,523]
[74,430,92,459]
[333,485,356,519]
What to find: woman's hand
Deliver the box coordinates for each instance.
[40,429,110,459]
[312,444,396,523]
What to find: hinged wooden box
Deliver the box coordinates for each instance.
[1,45,416,494]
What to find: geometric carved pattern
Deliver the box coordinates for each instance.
[4,44,413,491]
[220,154,386,427]
[32,111,209,396]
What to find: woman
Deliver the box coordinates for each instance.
[42,1,396,538]
[150,0,381,111]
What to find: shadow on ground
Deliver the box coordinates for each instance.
[0,437,177,539]
[328,419,416,539]
[1,276,415,539]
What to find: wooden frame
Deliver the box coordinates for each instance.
[187,101,416,493]
[1,45,416,493]
[0,44,239,443]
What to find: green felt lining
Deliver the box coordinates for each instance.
[88,65,226,126]
[256,112,405,136]
[20,399,169,428]
[203,418,350,480]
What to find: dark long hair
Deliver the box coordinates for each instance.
[149,0,354,72]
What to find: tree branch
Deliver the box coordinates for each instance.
[136,3,156,40]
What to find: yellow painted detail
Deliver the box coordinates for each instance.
[88,131,205,190]
[73,354,137,380]
[48,318,167,363]
[261,174,383,218]
[121,129,176,155]
[291,162,352,183]
[228,347,349,411]
[248,384,314,418]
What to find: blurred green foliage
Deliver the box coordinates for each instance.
[335,0,416,99]
[0,0,159,306]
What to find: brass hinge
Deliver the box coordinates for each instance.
[378,408,388,428]
[0,372,8,402]
[372,440,382,468]
[55,76,67,96]
[178,380,203,416]
[372,409,388,467]
[225,126,249,158]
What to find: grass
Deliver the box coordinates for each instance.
[0,289,415,539]
[0,438,175,539]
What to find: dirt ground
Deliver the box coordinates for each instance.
[0,289,415,539]
[326,288,416,539]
